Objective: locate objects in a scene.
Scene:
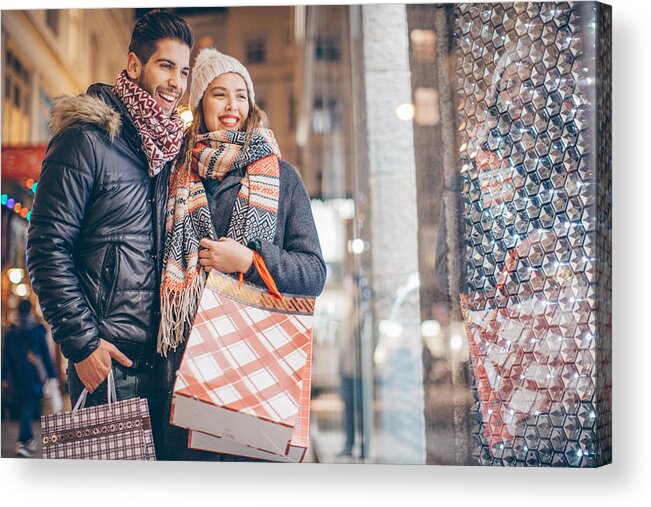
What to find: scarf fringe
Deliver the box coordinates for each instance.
[157,272,206,357]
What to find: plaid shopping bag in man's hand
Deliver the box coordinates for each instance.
[41,370,156,460]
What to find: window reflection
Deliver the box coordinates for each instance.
[302,1,609,467]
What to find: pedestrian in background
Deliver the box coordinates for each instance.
[155,48,326,461]
[1,299,57,457]
[337,275,365,459]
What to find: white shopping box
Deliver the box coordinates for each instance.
[188,340,312,462]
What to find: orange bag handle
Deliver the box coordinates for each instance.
[238,251,283,300]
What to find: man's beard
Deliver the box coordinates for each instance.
[136,75,156,98]
[136,76,179,116]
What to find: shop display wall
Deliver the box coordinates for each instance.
[456,2,611,466]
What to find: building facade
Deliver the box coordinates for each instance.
[2,9,133,145]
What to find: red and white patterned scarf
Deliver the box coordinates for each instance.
[157,128,281,355]
[113,70,184,176]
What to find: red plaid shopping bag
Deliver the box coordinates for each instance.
[171,268,315,457]
[41,370,156,460]
[188,328,313,462]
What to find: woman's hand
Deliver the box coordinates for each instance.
[199,237,254,274]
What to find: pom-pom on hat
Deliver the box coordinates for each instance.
[189,48,255,111]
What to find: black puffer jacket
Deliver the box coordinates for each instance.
[27,84,170,367]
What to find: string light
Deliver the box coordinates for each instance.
[20,178,39,193]
[14,284,28,297]
[1,180,40,226]
[178,106,193,126]
[396,103,415,121]
[8,268,24,284]
[1,193,32,221]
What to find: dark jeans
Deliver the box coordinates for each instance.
[18,396,39,444]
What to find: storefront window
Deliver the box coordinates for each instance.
[304,2,610,467]
[2,49,31,144]
[245,37,266,64]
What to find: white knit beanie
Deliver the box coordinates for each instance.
[189,48,255,111]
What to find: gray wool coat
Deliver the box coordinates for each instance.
[203,158,326,297]
[155,157,326,461]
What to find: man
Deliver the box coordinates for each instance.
[26,10,193,415]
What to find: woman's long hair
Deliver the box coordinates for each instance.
[177,98,267,174]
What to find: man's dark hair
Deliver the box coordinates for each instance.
[128,9,194,65]
[17,299,32,315]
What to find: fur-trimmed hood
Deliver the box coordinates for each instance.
[49,93,122,141]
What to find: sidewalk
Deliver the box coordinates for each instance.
[1,418,43,459]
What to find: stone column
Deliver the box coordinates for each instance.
[361,3,425,464]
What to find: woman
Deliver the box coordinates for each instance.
[154,48,326,461]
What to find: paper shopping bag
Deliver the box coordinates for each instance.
[41,370,155,460]
[171,269,315,457]
[188,327,313,462]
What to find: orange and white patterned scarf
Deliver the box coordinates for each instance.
[158,128,281,355]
